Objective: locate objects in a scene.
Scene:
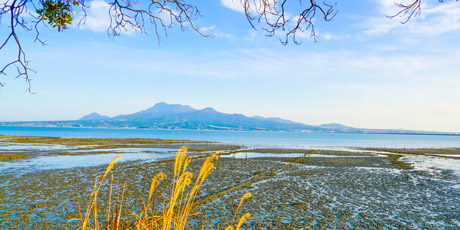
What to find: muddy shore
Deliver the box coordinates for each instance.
[0,135,459,229]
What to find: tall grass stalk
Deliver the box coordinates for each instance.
[71,147,251,229]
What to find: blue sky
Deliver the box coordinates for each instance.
[1,0,460,132]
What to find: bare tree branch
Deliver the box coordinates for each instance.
[240,0,337,45]
[0,0,37,92]
[388,0,458,24]
[1,0,458,91]
[0,0,209,91]
[388,0,422,23]
[104,0,209,43]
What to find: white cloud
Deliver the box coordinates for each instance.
[364,0,460,36]
[156,8,180,26]
[363,18,400,36]
[199,26,234,39]
[78,0,111,33]
[77,0,138,34]
[221,0,245,13]
[321,32,346,40]
[296,29,348,41]
[199,25,215,33]
[410,3,460,35]
[221,0,278,15]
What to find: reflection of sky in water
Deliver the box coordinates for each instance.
[221,152,383,159]
[2,126,460,148]
[69,148,177,153]
[0,143,67,151]
[0,152,174,173]
[401,156,460,189]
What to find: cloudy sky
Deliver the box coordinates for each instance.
[1,0,459,132]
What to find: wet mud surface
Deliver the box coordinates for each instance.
[0,135,459,229]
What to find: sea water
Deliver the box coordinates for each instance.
[1,125,459,149]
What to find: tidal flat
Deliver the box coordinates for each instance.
[0,135,459,229]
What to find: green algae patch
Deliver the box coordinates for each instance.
[387,154,413,169]
[56,152,78,156]
[366,147,460,158]
[232,148,308,154]
[0,134,207,146]
[0,154,29,161]
[187,144,241,152]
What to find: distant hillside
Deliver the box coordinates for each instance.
[75,102,319,131]
[113,102,196,120]
[319,123,351,129]
[1,102,458,135]
[79,113,110,121]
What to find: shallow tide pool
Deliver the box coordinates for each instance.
[0,152,175,173]
[222,152,385,159]
[401,155,460,189]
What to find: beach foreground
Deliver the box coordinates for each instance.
[0,135,459,229]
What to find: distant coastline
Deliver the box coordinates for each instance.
[1,102,458,136]
[0,122,458,136]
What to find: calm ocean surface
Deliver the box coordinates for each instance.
[1,126,459,149]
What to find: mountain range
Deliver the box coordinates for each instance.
[78,102,318,131]
[1,102,457,135]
